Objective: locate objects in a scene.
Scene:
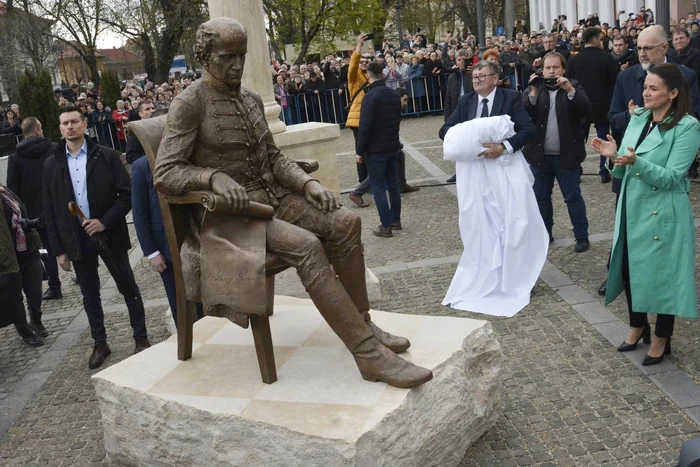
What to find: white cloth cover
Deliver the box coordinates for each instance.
[442,115,548,317]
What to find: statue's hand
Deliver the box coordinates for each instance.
[304,180,341,213]
[211,172,249,214]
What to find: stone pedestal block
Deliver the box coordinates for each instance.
[274,122,341,196]
[93,296,503,467]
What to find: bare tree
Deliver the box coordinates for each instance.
[104,0,207,83]
[32,0,109,86]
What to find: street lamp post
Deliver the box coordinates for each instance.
[395,0,403,48]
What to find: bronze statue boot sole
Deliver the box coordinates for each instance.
[354,339,433,388]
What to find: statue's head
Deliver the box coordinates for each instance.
[196,18,248,86]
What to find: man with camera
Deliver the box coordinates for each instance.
[7,117,62,302]
[522,52,594,253]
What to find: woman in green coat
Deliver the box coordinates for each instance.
[592,63,700,366]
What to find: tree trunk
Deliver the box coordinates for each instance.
[82,53,101,87]
[504,0,515,40]
[139,33,157,82]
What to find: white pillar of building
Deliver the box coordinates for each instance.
[564,0,577,31]
[208,0,286,135]
[529,0,538,33]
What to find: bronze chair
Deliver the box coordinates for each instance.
[128,116,319,384]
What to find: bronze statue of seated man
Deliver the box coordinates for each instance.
[153,17,432,388]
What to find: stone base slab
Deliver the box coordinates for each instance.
[93,296,503,467]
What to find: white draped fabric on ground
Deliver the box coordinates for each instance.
[442,115,548,317]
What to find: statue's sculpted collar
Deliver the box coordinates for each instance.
[202,69,242,97]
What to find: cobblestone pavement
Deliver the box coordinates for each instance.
[2,114,700,465]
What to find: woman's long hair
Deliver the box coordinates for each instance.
[648,63,692,130]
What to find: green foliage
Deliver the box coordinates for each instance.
[101,71,121,110]
[264,0,385,64]
[17,69,60,141]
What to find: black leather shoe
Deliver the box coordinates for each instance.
[30,322,49,338]
[391,222,402,230]
[598,279,607,296]
[617,324,651,352]
[42,289,63,300]
[400,184,420,193]
[15,324,44,347]
[574,238,590,253]
[688,168,699,179]
[134,338,152,354]
[642,337,672,366]
[372,225,393,238]
[601,174,612,184]
[88,343,112,369]
[446,174,456,183]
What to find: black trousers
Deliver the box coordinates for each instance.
[161,260,204,327]
[351,128,368,183]
[621,231,675,338]
[73,231,147,344]
[6,250,43,331]
[38,228,61,291]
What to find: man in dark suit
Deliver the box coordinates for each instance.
[439,60,536,159]
[566,27,620,183]
[131,154,204,326]
[42,106,151,369]
[609,25,700,178]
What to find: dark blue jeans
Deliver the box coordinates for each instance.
[365,152,401,228]
[531,156,589,240]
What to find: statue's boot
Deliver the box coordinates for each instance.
[307,267,432,388]
[332,245,411,353]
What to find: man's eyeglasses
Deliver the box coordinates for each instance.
[359,60,369,64]
[472,73,498,82]
[636,43,665,53]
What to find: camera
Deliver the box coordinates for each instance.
[365,32,375,40]
[544,77,558,87]
[19,217,42,231]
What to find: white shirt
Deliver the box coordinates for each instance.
[477,87,514,154]
[66,140,90,219]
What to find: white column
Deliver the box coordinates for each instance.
[208,0,286,135]
[598,0,614,26]
[529,0,538,34]
[538,0,545,30]
[565,0,577,31]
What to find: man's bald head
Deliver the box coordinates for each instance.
[638,25,668,44]
[637,25,669,69]
[195,18,247,66]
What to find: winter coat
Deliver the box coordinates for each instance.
[42,138,132,260]
[356,80,402,157]
[1,119,21,136]
[606,111,700,318]
[345,52,369,128]
[522,79,593,169]
[406,64,426,98]
[566,47,620,123]
[6,136,55,219]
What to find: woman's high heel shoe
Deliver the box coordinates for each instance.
[617,324,651,352]
[642,337,672,366]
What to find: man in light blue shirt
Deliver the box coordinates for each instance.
[42,106,150,370]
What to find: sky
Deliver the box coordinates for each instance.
[96,30,126,49]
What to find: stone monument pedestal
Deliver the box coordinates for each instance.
[273,122,341,195]
[93,297,503,467]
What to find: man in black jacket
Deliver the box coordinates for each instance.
[43,106,150,369]
[443,49,474,183]
[125,100,154,164]
[7,117,62,302]
[523,52,593,253]
[566,27,620,183]
[673,28,700,91]
[356,62,403,238]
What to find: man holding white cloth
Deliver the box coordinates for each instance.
[440,61,545,317]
